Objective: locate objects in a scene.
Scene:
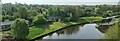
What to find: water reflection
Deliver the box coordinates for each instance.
[42,24,108,39]
[57,25,80,35]
[96,25,110,33]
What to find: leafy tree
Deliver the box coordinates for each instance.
[2,3,14,15]
[15,6,28,19]
[103,10,113,17]
[0,15,1,22]
[2,15,14,22]
[2,3,120,22]
[4,19,10,22]
[11,18,29,39]
[47,7,57,16]
[27,10,38,22]
[94,7,100,14]
[33,14,47,25]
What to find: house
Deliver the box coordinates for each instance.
[46,16,58,21]
[1,21,14,26]
[0,21,14,30]
[97,17,115,27]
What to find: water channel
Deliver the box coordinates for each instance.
[35,23,111,41]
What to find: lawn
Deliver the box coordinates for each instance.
[2,17,103,40]
[27,22,77,40]
[79,16,103,23]
[106,24,118,39]
[105,18,119,39]
[27,17,103,40]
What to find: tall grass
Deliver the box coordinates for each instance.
[105,24,118,39]
[105,18,119,39]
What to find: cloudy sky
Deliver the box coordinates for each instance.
[1,0,120,5]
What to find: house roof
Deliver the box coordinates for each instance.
[100,18,114,23]
[0,21,14,26]
[47,16,58,19]
[46,16,58,21]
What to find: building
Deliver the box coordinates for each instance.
[0,21,14,31]
[46,16,58,21]
[1,21,14,26]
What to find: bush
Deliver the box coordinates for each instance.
[69,17,78,22]
[62,17,70,22]
[2,15,15,22]
[33,14,47,25]
[11,18,29,39]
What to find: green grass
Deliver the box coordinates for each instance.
[79,16,103,22]
[27,27,45,39]
[105,18,119,39]
[118,18,120,41]
[105,24,118,39]
[27,22,76,40]
[3,16,102,40]
[27,17,102,40]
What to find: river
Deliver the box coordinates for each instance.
[35,23,109,40]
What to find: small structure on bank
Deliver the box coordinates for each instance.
[96,17,115,32]
[98,17,115,26]
[46,16,59,21]
[1,21,14,26]
[96,25,110,33]
[96,17,115,33]
[0,21,14,31]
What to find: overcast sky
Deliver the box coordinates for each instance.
[1,0,120,5]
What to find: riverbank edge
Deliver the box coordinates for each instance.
[30,20,99,41]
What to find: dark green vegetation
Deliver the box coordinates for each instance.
[11,18,29,39]
[105,18,119,39]
[2,4,120,22]
[1,3,120,40]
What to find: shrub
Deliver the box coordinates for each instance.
[11,18,29,39]
[33,14,47,25]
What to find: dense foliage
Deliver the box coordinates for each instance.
[2,3,120,22]
[33,14,47,25]
[11,18,29,39]
[1,3,120,40]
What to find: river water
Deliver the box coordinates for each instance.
[42,23,106,39]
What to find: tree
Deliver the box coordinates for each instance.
[103,10,113,17]
[33,14,47,25]
[2,3,14,15]
[15,6,28,19]
[11,18,29,39]
[27,10,38,22]
[2,15,15,22]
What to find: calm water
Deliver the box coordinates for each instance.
[42,24,106,39]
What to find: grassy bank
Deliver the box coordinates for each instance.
[27,16,103,40]
[27,22,79,40]
[2,16,103,40]
[105,18,119,39]
[105,24,118,39]
[79,16,103,22]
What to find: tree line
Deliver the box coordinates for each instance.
[2,3,120,23]
[1,3,120,40]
